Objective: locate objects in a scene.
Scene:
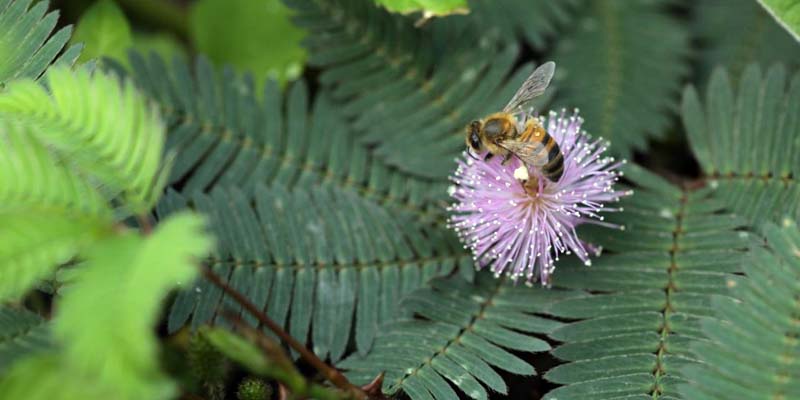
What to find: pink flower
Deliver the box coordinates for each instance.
[448,109,630,284]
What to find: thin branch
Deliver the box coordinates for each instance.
[220,311,347,400]
[137,214,153,235]
[199,265,366,400]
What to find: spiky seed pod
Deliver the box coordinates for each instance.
[188,332,229,400]
[237,377,271,400]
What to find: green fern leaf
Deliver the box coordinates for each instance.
[157,185,470,359]
[338,273,579,400]
[285,0,539,179]
[0,66,168,214]
[551,0,690,158]
[123,53,449,226]
[0,212,106,301]
[0,119,111,301]
[0,212,213,400]
[682,64,800,230]
[542,164,751,400]
[694,0,800,82]
[0,0,81,84]
[69,0,133,67]
[464,0,579,49]
[373,0,468,17]
[0,354,116,399]
[678,220,800,399]
[189,0,307,87]
[0,307,51,373]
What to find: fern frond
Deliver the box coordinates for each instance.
[0,66,168,214]
[0,119,110,301]
[542,164,750,400]
[678,220,800,399]
[694,0,800,82]
[0,213,213,400]
[51,212,213,400]
[682,64,800,230]
[0,212,106,301]
[339,273,580,400]
[0,118,110,216]
[0,306,51,373]
[464,0,579,49]
[0,0,81,84]
[551,0,690,158]
[157,184,469,358]
[124,53,449,226]
[285,0,533,179]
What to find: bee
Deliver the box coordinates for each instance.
[465,61,563,185]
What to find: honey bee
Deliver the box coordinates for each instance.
[465,61,562,185]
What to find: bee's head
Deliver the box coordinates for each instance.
[466,120,483,153]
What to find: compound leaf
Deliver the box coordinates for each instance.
[543,164,751,400]
[678,220,800,399]
[682,63,800,230]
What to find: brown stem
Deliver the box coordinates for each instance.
[199,265,366,399]
[137,214,153,235]
[221,311,347,400]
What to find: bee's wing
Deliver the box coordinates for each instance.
[502,61,555,113]
[498,139,549,168]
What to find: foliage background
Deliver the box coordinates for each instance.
[1,0,799,399]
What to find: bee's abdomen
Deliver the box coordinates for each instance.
[541,133,564,182]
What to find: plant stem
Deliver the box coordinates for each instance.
[199,265,366,400]
[221,311,348,400]
[137,214,152,235]
[115,0,190,42]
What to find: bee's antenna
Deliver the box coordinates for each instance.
[467,148,480,161]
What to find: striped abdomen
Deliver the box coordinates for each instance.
[519,121,564,182]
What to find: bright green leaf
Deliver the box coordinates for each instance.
[201,327,270,376]
[131,32,186,62]
[190,0,306,87]
[0,354,116,400]
[0,307,51,373]
[373,0,468,17]
[50,212,213,400]
[758,0,800,42]
[0,118,111,301]
[0,212,106,302]
[69,0,133,67]
[0,67,168,214]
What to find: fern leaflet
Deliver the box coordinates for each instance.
[0,306,50,373]
[551,0,690,158]
[122,53,449,226]
[678,220,800,399]
[682,63,800,230]
[158,185,470,358]
[339,273,580,400]
[0,0,81,84]
[285,0,536,179]
[543,164,750,399]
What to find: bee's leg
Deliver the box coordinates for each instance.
[483,153,494,161]
[522,176,540,196]
[501,153,513,165]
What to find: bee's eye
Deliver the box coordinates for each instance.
[470,132,482,150]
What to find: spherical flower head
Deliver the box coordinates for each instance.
[448,109,631,285]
